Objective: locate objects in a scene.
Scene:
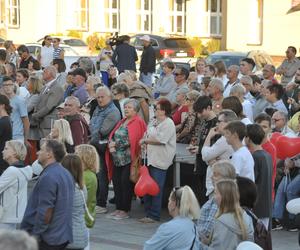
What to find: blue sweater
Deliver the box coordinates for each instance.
[21,162,74,245]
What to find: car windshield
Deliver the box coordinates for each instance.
[164,39,190,48]
[206,55,244,68]
[63,39,87,47]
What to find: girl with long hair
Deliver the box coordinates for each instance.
[207,179,254,249]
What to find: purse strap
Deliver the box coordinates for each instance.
[190,224,197,250]
[80,189,95,223]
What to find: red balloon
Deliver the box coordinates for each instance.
[134,165,160,197]
[270,132,282,147]
[275,136,300,160]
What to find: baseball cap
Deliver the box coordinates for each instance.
[140,35,151,42]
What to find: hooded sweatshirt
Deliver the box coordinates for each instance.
[207,211,254,250]
[0,163,32,223]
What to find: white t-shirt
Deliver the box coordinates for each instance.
[231,146,255,181]
[40,45,54,68]
[242,99,254,122]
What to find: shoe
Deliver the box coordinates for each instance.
[287,227,299,232]
[109,197,115,204]
[138,217,156,223]
[272,219,283,230]
[113,212,129,220]
[106,210,120,218]
[95,206,108,214]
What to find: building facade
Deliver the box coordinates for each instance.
[0,0,299,56]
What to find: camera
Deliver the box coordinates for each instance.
[108,32,124,47]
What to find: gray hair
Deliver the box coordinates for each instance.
[186,90,201,102]
[124,98,140,112]
[273,110,288,123]
[209,78,224,92]
[44,66,57,79]
[0,229,38,250]
[230,84,246,97]
[5,140,27,161]
[212,160,236,179]
[240,75,253,86]
[228,65,239,74]
[65,96,80,107]
[218,109,238,122]
[96,86,112,97]
[78,57,94,74]
[111,83,130,97]
[261,79,273,88]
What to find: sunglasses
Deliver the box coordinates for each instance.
[272,118,283,122]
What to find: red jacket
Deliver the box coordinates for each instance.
[105,115,147,181]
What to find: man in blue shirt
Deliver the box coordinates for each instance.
[21,140,74,250]
[70,67,89,106]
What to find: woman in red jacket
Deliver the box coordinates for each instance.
[106,99,147,220]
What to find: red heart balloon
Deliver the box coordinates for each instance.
[270,132,283,148]
[134,165,160,196]
[276,136,300,160]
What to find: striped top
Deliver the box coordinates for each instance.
[53,47,64,59]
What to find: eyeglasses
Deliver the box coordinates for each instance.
[272,118,283,122]
[47,38,52,41]
[2,83,14,87]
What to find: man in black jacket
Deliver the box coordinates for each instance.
[139,35,156,87]
[112,35,138,73]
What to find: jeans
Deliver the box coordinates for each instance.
[96,155,109,207]
[143,166,167,221]
[112,164,134,212]
[273,174,300,220]
[139,72,153,87]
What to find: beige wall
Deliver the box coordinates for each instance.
[226,0,300,56]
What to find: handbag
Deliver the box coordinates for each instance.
[189,224,197,250]
[80,189,95,223]
[130,148,146,183]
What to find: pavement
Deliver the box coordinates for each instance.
[89,192,299,250]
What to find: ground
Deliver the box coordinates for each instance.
[89,192,299,250]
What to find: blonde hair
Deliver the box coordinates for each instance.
[52,119,74,146]
[211,160,236,180]
[170,185,200,220]
[75,144,99,173]
[6,140,27,161]
[186,90,201,103]
[28,76,43,94]
[215,179,248,240]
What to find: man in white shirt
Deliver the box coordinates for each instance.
[223,65,239,98]
[223,121,255,181]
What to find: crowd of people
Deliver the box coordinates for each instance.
[0,34,300,250]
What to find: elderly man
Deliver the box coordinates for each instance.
[207,78,224,114]
[3,40,18,65]
[21,140,74,250]
[90,86,121,213]
[139,35,156,87]
[224,65,239,98]
[70,67,89,106]
[271,110,296,137]
[166,67,190,110]
[263,64,278,84]
[240,75,255,104]
[31,66,64,138]
[63,96,89,146]
[276,46,300,86]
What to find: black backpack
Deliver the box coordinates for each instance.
[244,208,272,250]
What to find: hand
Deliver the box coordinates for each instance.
[187,145,199,154]
[207,127,218,138]
[287,97,295,105]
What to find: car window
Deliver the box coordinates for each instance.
[135,37,144,47]
[164,39,191,48]
[63,39,87,47]
[206,55,244,68]
[27,46,41,57]
[150,39,158,47]
[130,37,136,46]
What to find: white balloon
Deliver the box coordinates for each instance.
[286,198,300,215]
[236,241,263,250]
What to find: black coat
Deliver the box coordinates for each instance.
[139,45,156,74]
[112,43,138,73]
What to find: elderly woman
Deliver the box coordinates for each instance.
[176,90,201,143]
[172,88,189,126]
[140,98,176,223]
[0,140,32,229]
[118,70,152,123]
[153,61,176,98]
[144,186,201,250]
[106,99,147,220]
[111,83,130,118]
[90,86,121,214]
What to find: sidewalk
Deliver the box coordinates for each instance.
[89,193,299,250]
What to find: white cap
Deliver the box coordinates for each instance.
[140,35,151,42]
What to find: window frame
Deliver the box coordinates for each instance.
[206,0,222,37]
[73,0,89,31]
[136,0,152,33]
[168,0,185,35]
[246,0,263,46]
[6,0,20,29]
[104,0,120,32]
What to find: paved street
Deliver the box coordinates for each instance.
[89,192,299,250]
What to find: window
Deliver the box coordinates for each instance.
[104,0,119,31]
[6,0,20,28]
[168,0,185,34]
[136,0,152,32]
[73,0,89,30]
[247,0,263,45]
[206,0,222,36]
